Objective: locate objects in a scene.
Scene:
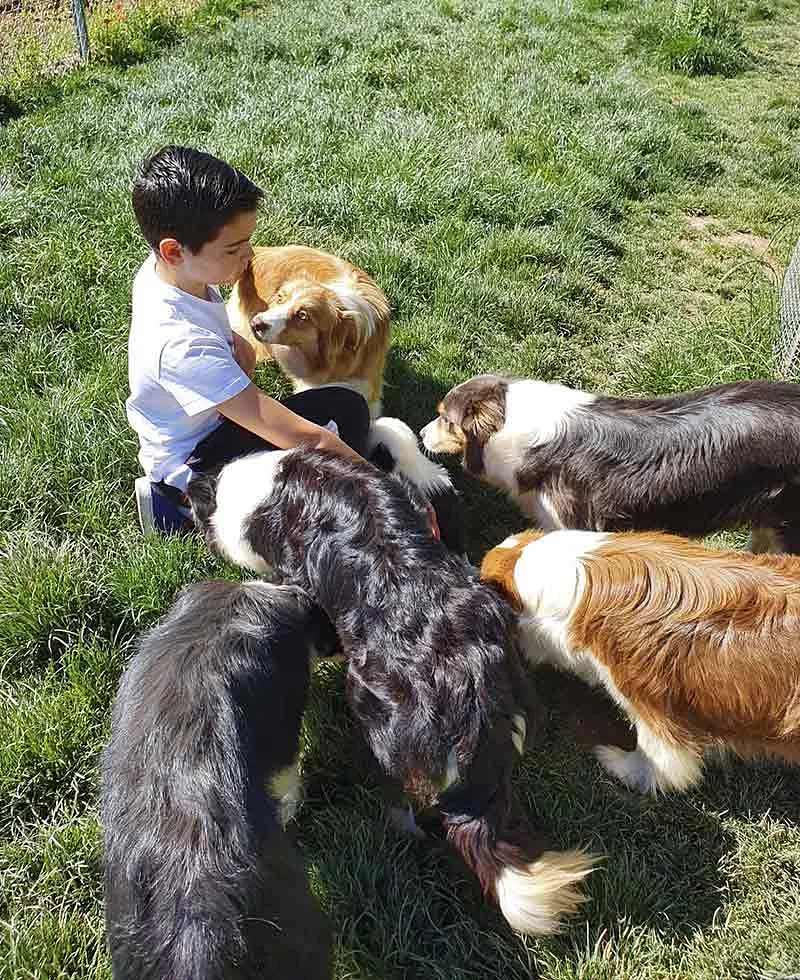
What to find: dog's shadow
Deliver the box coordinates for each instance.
[294,663,749,977]
[382,352,530,562]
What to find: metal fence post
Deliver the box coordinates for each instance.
[71,0,91,61]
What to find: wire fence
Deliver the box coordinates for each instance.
[1,0,201,84]
[776,239,800,381]
[1,0,82,81]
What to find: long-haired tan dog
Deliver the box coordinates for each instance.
[228,245,390,417]
[481,529,800,794]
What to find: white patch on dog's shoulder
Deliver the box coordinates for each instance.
[514,530,606,619]
[496,535,520,549]
[482,381,595,497]
[512,531,607,671]
[504,380,596,440]
[328,280,376,339]
[367,417,453,494]
[212,450,289,573]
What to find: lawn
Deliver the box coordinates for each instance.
[1,0,800,977]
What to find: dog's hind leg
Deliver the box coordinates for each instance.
[595,721,704,794]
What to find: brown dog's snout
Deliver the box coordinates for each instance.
[249,311,271,341]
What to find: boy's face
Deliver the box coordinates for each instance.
[160,210,257,286]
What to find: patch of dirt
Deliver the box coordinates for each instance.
[684,214,720,232]
[682,211,782,282]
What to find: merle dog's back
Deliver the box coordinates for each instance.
[102,579,334,980]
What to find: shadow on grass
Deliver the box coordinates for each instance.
[698,755,800,827]
[382,351,530,562]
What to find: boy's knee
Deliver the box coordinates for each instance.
[333,388,371,453]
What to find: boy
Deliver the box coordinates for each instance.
[126,145,370,534]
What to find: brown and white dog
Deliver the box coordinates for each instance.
[420,375,800,551]
[228,246,390,417]
[481,529,800,794]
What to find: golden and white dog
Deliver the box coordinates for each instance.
[228,246,390,417]
[481,529,800,794]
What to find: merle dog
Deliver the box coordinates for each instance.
[188,450,595,935]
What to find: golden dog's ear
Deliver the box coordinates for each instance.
[338,309,370,350]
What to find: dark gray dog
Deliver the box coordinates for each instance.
[102,579,337,980]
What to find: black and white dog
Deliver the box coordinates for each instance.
[420,375,800,551]
[188,450,594,935]
[102,579,337,980]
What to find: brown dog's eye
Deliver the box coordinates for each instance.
[296,310,309,321]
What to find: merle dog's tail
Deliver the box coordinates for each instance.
[367,416,466,555]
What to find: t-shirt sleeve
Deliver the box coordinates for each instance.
[158,328,251,416]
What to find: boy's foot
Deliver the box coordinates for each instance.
[135,477,194,536]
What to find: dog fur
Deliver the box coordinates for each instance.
[101,579,337,980]
[421,375,800,549]
[366,416,466,556]
[228,245,390,417]
[481,529,800,794]
[188,450,595,935]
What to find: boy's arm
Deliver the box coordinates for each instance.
[217,383,364,462]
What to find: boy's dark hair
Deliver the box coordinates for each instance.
[132,145,264,253]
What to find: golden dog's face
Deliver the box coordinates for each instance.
[249,279,371,376]
[250,281,339,348]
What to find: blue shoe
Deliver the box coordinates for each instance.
[135,477,194,536]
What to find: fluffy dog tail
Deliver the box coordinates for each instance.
[443,796,596,935]
[367,416,466,555]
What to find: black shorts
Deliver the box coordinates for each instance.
[186,385,371,475]
[159,386,370,505]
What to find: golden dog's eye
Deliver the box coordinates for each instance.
[294,310,308,321]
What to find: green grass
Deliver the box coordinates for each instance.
[2,0,800,976]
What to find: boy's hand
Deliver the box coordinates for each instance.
[232,332,257,378]
[218,384,367,465]
[314,424,364,464]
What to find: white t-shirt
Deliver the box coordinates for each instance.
[126,255,251,491]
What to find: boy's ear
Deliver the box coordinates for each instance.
[158,237,183,266]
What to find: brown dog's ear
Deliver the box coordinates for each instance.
[451,387,505,474]
[464,394,505,444]
[338,309,370,350]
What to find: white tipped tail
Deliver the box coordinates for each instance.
[495,849,597,935]
[366,417,454,495]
